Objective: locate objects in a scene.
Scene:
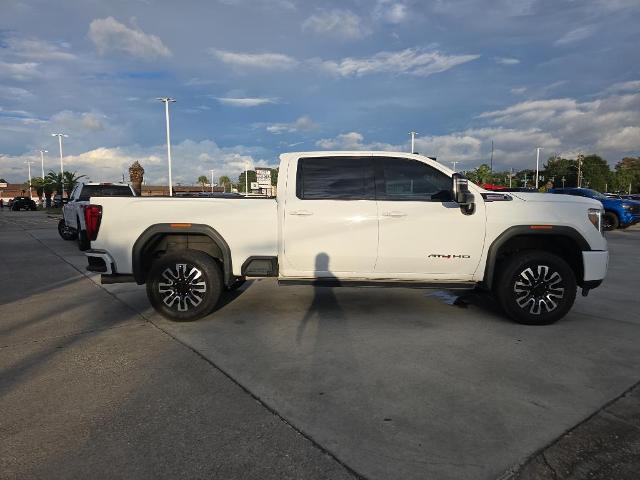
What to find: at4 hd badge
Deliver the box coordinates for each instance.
[428,254,471,259]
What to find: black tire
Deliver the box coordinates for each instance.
[77,217,90,250]
[146,249,223,322]
[496,251,576,325]
[602,211,619,231]
[58,218,78,241]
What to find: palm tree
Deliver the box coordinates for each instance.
[197,175,208,191]
[218,175,231,192]
[45,170,86,197]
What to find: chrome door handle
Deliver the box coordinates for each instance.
[382,211,407,217]
[289,210,314,216]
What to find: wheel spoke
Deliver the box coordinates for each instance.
[159,263,207,311]
[513,263,565,316]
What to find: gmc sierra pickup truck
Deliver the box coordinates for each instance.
[58,182,135,250]
[84,152,608,325]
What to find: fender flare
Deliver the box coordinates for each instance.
[132,223,233,286]
[482,225,591,290]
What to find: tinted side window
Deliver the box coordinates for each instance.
[377,158,451,201]
[296,157,374,200]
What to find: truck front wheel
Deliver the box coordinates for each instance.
[602,212,619,230]
[146,249,223,322]
[496,251,576,325]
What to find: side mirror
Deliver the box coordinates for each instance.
[452,173,475,215]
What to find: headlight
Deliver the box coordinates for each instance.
[622,204,632,210]
[588,208,602,232]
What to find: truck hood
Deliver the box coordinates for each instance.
[508,192,602,208]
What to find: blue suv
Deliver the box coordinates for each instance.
[549,187,640,230]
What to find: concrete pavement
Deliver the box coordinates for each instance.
[2,210,639,479]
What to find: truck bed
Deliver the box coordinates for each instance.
[90,196,278,276]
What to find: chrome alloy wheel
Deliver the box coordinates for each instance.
[513,265,565,315]
[158,263,207,312]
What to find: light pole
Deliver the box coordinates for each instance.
[25,160,35,200]
[38,149,47,205]
[451,161,458,171]
[157,97,176,196]
[51,133,68,198]
[209,169,215,193]
[245,163,249,195]
[409,131,418,154]
[535,147,543,189]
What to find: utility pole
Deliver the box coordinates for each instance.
[535,147,543,189]
[577,154,583,188]
[157,97,176,196]
[51,133,68,198]
[490,140,494,173]
[409,131,418,154]
[38,149,47,205]
[561,176,566,188]
[509,168,514,188]
[209,169,215,193]
[25,160,35,200]
[522,172,528,188]
[245,163,249,195]
[452,161,458,171]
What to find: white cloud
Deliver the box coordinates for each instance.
[596,126,640,151]
[373,2,408,24]
[0,61,40,81]
[317,48,480,77]
[603,80,640,94]
[510,87,527,95]
[88,17,172,59]
[209,49,297,69]
[266,116,318,134]
[215,97,278,107]
[302,9,370,39]
[495,57,520,65]
[0,85,34,100]
[50,110,107,132]
[5,37,76,61]
[555,25,596,45]
[315,131,397,150]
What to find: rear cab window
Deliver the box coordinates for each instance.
[296,157,375,200]
[79,185,134,201]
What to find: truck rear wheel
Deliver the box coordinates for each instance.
[146,249,223,322]
[496,251,576,325]
[58,219,78,240]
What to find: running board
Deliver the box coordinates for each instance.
[278,279,477,289]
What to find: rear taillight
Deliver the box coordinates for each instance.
[84,204,102,241]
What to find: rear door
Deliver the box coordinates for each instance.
[374,157,486,280]
[281,156,378,277]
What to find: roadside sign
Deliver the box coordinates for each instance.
[250,182,259,190]
[255,168,271,187]
[0,182,7,188]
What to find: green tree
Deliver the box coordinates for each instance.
[197,175,208,191]
[543,156,577,188]
[218,175,231,192]
[270,167,279,186]
[238,170,256,193]
[45,170,86,196]
[613,157,639,193]
[580,154,610,192]
[466,164,492,185]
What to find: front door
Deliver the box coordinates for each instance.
[282,156,378,277]
[374,157,486,280]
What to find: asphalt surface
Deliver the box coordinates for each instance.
[1,209,639,479]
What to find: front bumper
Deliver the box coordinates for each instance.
[582,250,608,283]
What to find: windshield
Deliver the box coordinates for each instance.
[582,189,607,200]
[79,185,133,200]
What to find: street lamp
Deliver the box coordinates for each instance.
[157,97,176,196]
[209,169,215,193]
[535,147,543,189]
[38,149,47,205]
[51,133,68,198]
[409,131,418,154]
[24,160,35,200]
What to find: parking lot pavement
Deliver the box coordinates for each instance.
[2,210,639,479]
[0,211,356,480]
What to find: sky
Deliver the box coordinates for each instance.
[1,0,639,185]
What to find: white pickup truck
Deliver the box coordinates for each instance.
[58,182,135,250]
[84,152,608,325]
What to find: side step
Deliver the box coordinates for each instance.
[278,279,477,289]
[241,256,279,277]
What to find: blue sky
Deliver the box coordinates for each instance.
[1,0,639,184]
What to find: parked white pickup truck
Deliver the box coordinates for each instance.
[84,152,608,325]
[58,182,135,250]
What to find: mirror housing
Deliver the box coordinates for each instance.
[452,173,475,215]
